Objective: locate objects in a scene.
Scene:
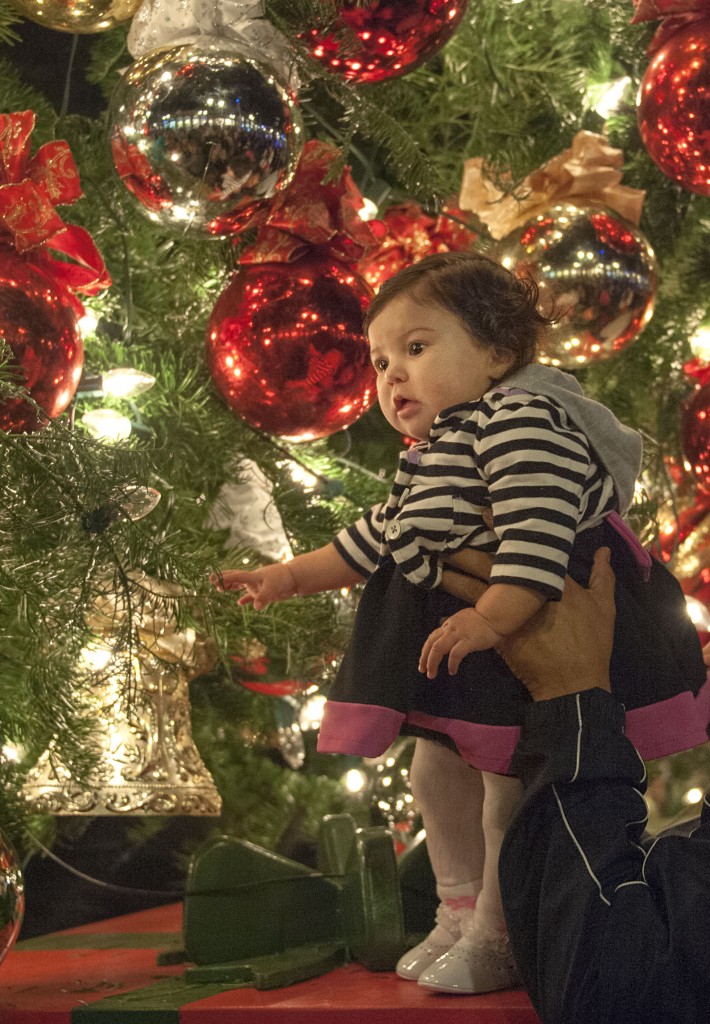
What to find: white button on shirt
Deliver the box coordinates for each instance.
[385,520,402,540]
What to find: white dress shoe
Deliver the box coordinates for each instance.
[395,903,463,981]
[417,932,521,994]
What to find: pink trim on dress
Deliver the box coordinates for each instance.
[317,687,710,772]
[406,711,519,774]
[625,681,710,761]
[318,701,405,757]
[692,674,710,729]
[605,510,652,580]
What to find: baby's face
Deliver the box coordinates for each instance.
[368,292,513,440]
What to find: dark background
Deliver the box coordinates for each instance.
[10,18,106,115]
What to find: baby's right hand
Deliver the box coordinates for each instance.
[214,562,298,611]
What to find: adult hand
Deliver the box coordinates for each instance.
[440,547,615,701]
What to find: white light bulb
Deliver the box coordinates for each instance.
[683,787,704,805]
[102,368,156,399]
[1,742,24,763]
[358,197,379,221]
[81,408,132,443]
[690,326,710,363]
[685,595,710,631]
[589,76,632,119]
[343,768,367,793]
[299,694,327,731]
[81,644,114,671]
[78,311,99,335]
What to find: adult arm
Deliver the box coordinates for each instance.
[441,548,710,1024]
[502,690,709,1024]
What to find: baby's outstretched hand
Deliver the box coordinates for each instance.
[213,563,298,611]
[418,607,502,678]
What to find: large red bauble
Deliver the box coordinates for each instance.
[681,382,710,496]
[637,20,710,196]
[300,0,469,84]
[206,254,376,441]
[0,246,83,433]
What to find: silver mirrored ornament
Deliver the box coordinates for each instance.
[109,41,303,237]
[499,202,657,367]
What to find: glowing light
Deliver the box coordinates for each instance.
[589,76,631,119]
[81,643,114,671]
[359,197,379,221]
[81,408,132,443]
[285,461,318,491]
[343,768,367,793]
[690,325,710,362]
[299,694,327,730]
[683,787,704,805]
[102,368,156,399]
[685,595,710,630]
[78,310,99,335]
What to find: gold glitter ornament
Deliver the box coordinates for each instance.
[22,574,222,816]
[498,202,657,368]
[8,0,141,34]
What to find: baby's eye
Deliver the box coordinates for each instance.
[373,357,388,372]
[408,341,425,356]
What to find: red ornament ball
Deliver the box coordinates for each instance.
[0,246,83,433]
[206,254,376,441]
[637,20,710,197]
[300,0,469,84]
[681,382,710,496]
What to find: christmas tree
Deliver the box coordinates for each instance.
[1,0,709,924]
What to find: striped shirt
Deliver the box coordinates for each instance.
[334,389,619,599]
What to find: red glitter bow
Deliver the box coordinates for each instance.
[632,0,710,53]
[359,200,477,288]
[237,140,386,265]
[0,110,111,309]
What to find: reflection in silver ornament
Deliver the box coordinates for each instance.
[109,42,303,237]
[0,829,23,968]
[22,574,222,815]
[499,202,657,367]
[275,725,306,771]
[370,739,418,852]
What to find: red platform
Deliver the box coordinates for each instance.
[2,903,541,1023]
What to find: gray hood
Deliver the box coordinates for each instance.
[500,364,642,516]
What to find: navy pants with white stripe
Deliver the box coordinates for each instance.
[500,688,710,1024]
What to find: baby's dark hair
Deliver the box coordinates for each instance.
[363,251,550,375]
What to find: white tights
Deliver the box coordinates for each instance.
[409,736,523,940]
